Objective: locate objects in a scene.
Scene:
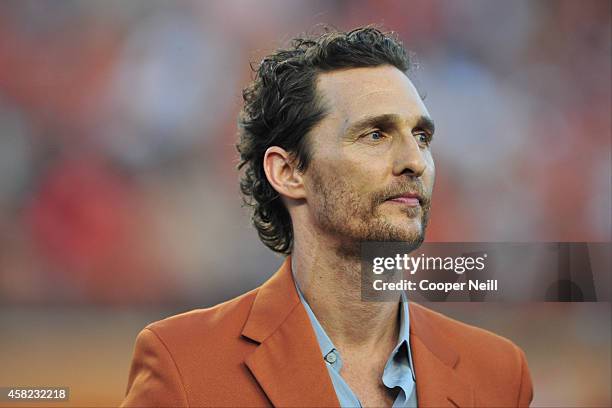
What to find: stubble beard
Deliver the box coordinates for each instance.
[309,167,431,260]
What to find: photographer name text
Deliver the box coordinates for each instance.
[373,279,498,293]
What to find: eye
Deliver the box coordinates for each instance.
[415,131,433,147]
[366,130,385,141]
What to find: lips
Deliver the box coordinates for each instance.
[386,193,422,207]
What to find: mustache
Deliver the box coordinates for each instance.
[372,180,431,207]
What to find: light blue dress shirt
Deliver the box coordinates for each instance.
[294,279,418,408]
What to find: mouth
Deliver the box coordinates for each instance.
[385,192,422,207]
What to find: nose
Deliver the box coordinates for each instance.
[392,133,427,177]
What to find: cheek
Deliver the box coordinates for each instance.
[341,158,388,193]
[316,152,382,190]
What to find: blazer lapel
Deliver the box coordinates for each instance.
[409,303,475,407]
[241,258,474,407]
[241,256,340,408]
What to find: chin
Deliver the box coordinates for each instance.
[396,232,424,245]
[391,216,422,232]
[386,216,426,241]
[370,222,424,244]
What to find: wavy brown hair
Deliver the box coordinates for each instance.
[237,27,413,254]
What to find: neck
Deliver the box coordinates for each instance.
[291,227,401,353]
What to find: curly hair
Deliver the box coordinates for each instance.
[237,26,413,254]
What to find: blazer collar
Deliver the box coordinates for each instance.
[241,256,340,407]
[409,302,476,407]
[241,256,300,343]
[241,256,475,407]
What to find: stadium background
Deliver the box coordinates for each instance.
[0,0,610,406]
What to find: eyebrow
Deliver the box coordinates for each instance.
[345,113,435,137]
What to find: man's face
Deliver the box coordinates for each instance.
[303,65,435,250]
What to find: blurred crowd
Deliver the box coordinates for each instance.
[0,0,610,305]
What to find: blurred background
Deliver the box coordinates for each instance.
[0,0,610,406]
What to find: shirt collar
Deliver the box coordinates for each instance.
[292,271,416,382]
[388,291,417,382]
[294,278,343,369]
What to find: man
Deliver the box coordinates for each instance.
[122,27,533,407]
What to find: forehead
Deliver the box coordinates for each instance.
[315,65,430,129]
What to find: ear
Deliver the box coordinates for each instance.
[263,146,306,200]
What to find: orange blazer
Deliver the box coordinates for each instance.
[122,257,533,407]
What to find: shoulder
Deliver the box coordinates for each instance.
[409,302,523,357]
[409,302,533,405]
[144,288,259,351]
[122,289,262,406]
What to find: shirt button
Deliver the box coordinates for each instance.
[325,351,337,364]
